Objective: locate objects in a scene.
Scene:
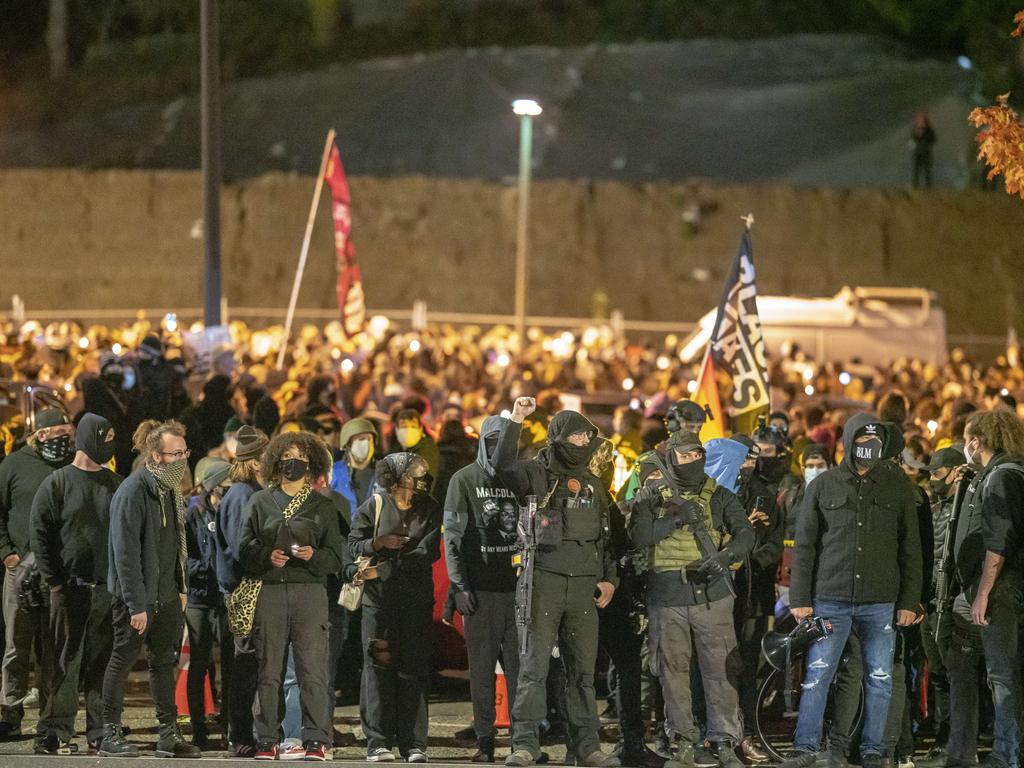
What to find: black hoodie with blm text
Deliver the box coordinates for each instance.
[443,415,519,594]
[790,412,922,612]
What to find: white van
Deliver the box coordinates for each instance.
[679,286,947,366]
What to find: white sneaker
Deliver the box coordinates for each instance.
[407,749,428,763]
[898,760,915,768]
[368,748,396,762]
[280,740,307,761]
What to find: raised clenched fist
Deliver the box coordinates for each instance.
[511,397,537,423]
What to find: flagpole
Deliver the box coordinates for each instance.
[276,129,336,370]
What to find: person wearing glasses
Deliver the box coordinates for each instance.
[98,419,200,758]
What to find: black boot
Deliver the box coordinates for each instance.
[98,724,140,757]
[616,730,665,768]
[473,737,496,763]
[156,721,202,758]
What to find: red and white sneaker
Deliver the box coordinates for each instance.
[304,742,328,761]
[255,741,279,760]
[280,741,308,761]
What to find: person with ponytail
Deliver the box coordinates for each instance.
[948,409,1024,768]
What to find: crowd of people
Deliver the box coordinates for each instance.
[0,316,1022,767]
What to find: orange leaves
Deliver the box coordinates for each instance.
[970,95,1024,198]
[968,10,1024,199]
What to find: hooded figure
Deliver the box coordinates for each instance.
[441,415,521,759]
[490,406,620,767]
[787,410,922,762]
[178,375,238,472]
[76,413,117,467]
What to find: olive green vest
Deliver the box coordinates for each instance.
[652,477,721,573]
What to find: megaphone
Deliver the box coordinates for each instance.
[762,616,834,671]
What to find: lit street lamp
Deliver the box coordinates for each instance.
[512,98,542,352]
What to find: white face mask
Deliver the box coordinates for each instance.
[349,438,371,464]
[964,438,980,465]
[804,466,826,485]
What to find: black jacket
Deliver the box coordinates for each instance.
[239,486,344,585]
[443,416,519,594]
[349,491,442,606]
[29,464,121,588]
[735,472,785,617]
[954,454,1024,601]
[0,444,67,561]
[492,416,618,586]
[791,413,922,612]
[107,467,187,615]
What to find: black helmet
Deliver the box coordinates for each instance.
[665,400,712,434]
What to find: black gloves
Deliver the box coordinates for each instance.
[697,550,733,580]
[454,589,478,616]
[665,498,702,528]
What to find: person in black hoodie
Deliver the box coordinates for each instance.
[494,399,620,768]
[134,335,191,424]
[444,415,520,762]
[239,431,344,761]
[29,413,120,755]
[183,458,232,748]
[434,411,478,506]
[81,355,136,475]
[349,452,442,763]
[0,407,74,740]
[783,413,922,768]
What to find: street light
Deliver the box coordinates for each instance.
[513,98,542,352]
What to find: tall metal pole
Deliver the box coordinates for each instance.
[514,113,534,352]
[201,0,222,327]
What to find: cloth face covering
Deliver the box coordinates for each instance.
[76,413,115,465]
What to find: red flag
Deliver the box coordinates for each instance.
[324,143,366,338]
[694,347,725,442]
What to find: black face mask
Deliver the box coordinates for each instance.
[852,437,884,472]
[929,479,952,498]
[553,441,592,469]
[483,435,500,458]
[77,420,116,465]
[757,455,788,483]
[412,473,433,495]
[38,434,73,465]
[280,458,309,483]
[672,456,706,489]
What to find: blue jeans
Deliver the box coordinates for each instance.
[792,600,896,755]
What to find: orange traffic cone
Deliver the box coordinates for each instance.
[175,631,216,717]
[494,661,510,729]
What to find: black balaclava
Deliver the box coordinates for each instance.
[76,413,115,466]
[671,452,707,491]
[543,410,599,474]
[757,455,788,484]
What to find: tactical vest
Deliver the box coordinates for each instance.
[652,477,721,573]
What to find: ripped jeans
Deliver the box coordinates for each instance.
[792,600,896,756]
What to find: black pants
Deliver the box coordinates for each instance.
[361,595,433,754]
[37,585,112,743]
[735,614,769,738]
[102,597,183,725]
[228,633,258,748]
[185,604,233,736]
[598,582,644,747]
[328,599,349,700]
[252,582,331,745]
[465,591,519,740]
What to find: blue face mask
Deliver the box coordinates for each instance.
[804,466,826,485]
[122,368,136,390]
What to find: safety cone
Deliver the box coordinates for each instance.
[175,631,216,716]
[494,661,510,729]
